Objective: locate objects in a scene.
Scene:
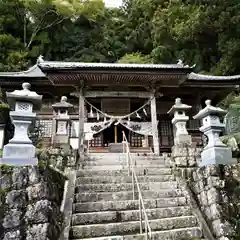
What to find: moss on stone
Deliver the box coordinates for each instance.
[0,164,14,174]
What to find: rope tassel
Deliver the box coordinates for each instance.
[143,108,147,116]
[136,112,141,119]
[90,106,94,118]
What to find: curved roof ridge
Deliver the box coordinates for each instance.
[188,72,240,81]
[0,64,45,77]
[38,60,192,69]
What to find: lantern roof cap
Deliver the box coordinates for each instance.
[6,83,42,110]
[193,100,227,119]
[167,98,192,115]
[52,96,73,109]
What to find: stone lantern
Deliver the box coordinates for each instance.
[193,99,236,165]
[0,82,42,166]
[52,96,73,145]
[167,98,192,145]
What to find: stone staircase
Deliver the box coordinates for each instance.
[69,153,203,240]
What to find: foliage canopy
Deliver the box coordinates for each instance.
[0,0,240,75]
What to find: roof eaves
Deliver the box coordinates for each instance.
[188,72,240,81]
[38,61,193,70]
[0,64,45,78]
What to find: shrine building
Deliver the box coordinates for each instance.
[0,58,239,153]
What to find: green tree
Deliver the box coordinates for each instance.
[0,0,105,71]
[22,0,104,49]
[118,52,152,63]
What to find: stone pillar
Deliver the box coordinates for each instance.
[0,82,42,166]
[52,96,73,146]
[193,99,236,165]
[150,95,160,155]
[78,87,85,155]
[168,98,197,167]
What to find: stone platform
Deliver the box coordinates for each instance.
[108,143,124,153]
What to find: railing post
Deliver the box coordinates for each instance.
[122,130,152,239]
[132,170,135,200]
[127,151,130,176]
[145,221,147,240]
[139,196,143,234]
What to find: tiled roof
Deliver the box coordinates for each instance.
[0,64,45,78]
[38,61,192,70]
[188,72,240,81]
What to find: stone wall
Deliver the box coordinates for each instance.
[167,143,240,240]
[0,165,66,240]
[175,163,240,240]
[37,147,77,171]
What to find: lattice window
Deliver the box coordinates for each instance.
[130,132,144,147]
[89,134,103,147]
[159,120,170,136]
[16,102,33,112]
[37,119,52,137]
[191,132,203,147]
[159,119,173,147]
[188,119,201,130]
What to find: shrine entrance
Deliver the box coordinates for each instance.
[103,123,129,147]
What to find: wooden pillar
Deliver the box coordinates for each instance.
[151,95,160,155]
[114,125,117,143]
[78,87,85,156]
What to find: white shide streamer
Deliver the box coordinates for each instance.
[71,120,154,138]
[119,120,156,136]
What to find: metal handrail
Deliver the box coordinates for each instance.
[122,131,152,239]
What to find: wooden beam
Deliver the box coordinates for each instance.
[72,91,151,98]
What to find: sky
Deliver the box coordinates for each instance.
[104,0,123,8]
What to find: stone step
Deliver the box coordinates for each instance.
[86,157,165,162]
[80,165,168,170]
[77,175,175,184]
[70,216,198,238]
[72,206,192,225]
[75,182,178,193]
[72,227,202,240]
[87,153,159,157]
[74,189,183,203]
[74,197,187,213]
[77,168,172,177]
[81,159,166,166]
[86,155,165,160]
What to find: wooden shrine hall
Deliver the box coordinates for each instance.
[0,57,240,153]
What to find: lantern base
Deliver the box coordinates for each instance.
[1,143,37,166]
[174,134,192,145]
[200,146,235,166]
[54,135,69,145]
[0,157,38,166]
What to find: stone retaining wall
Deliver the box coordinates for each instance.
[189,164,237,239]
[0,165,66,240]
[174,162,240,240]
[167,145,240,239]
